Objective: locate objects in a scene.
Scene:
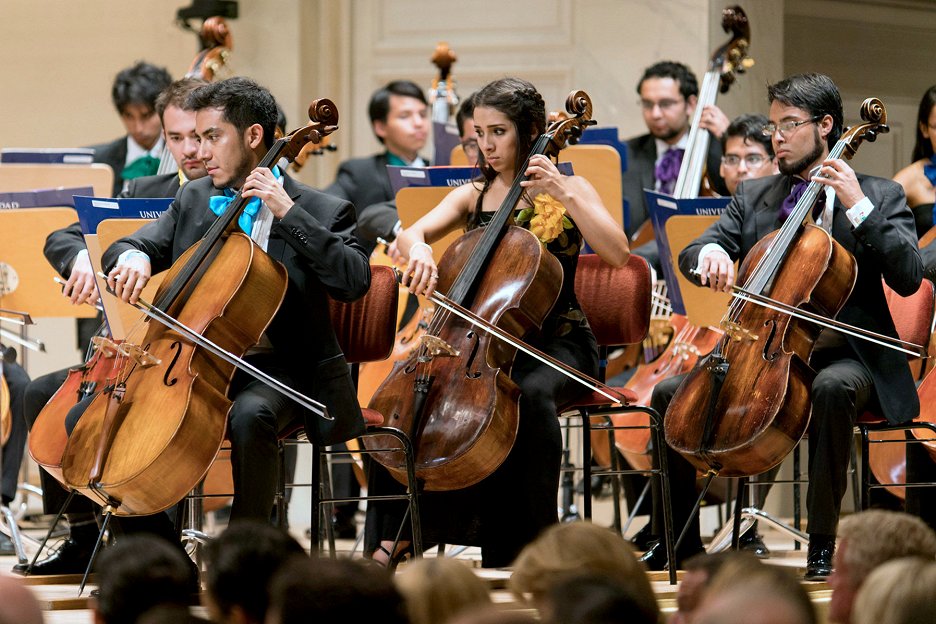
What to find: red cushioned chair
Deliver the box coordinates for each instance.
[559,253,677,583]
[857,278,936,508]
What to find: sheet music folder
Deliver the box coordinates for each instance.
[645,190,733,327]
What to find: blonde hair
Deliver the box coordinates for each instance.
[508,522,658,619]
[838,511,936,589]
[395,557,491,624]
[697,553,816,624]
[852,557,936,624]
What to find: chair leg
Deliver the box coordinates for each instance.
[606,421,623,534]
[793,443,802,550]
[310,444,322,556]
[582,408,592,521]
[860,426,872,511]
[648,406,677,585]
[731,478,746,550]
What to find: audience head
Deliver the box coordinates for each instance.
[852,557,936,624]
[111,61,173,150]
[671,551,738,624]
[155,77,209,180]
[829,510,936,624]
[368,80,428,161]
[448,606,537,624]
[508,522,657,620]
[719,113,778,194]
[693,553,816,624]
[767,72,843,153]
[0,575,44,624]
[92,535,195,624]
[203,521,305,624]
[539,572,658,624]
[636,61,698,143]
[266,556,408,624]
[394,557,491,624]
[472,77,547,181]
[137,605,208,624]
[911,85,936,162]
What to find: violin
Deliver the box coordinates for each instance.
[665,99,892,477]
[365,92,597,490]
[59,100,340,515]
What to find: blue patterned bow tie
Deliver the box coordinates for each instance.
[208,167,282,235]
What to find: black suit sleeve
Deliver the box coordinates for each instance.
[276,196,371,302]
[101,199,182,274]
[851,181,922,296]
[43,223,87,278]
[678,189,747,284]
[324,162,354,202]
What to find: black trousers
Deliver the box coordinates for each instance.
[650,353,874,547]
[2,361,30,505]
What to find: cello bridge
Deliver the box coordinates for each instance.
[117,342,161,368]
[419,335,460,358]
[721,321,758,342]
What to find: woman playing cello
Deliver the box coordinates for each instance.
[365,77,629,568]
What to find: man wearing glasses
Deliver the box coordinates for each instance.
[622,61,730,249]
[719,113,778,195]
[639,73,921,581]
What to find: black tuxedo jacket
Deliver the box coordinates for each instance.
[678,173,923,424]
[89,136,128,196]
[102,174,371,444]
[622,133,727,237]
[325,153,397,255]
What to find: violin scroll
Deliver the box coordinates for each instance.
[714,5,754,93]
[280,99,340,163]
[841,98,889,159]
[545,90,596,156]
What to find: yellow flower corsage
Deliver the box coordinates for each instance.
[516,193,574,245]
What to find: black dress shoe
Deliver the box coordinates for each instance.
[805,534,835,581]
[638,540,705,571]
[739,530,770,559]
[12,537,94,576]
[630,523,658,551]
[0,532,14,556]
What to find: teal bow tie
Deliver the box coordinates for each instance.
[208,167,282,235]
[209,191,261,235]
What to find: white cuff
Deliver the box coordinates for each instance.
[696,243,729,274]
[845,196,874,228]
[117,249,150,266]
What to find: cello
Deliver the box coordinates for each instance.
[365,91,596,491]
[59,100,339,516]
[611,5,753,469]
[665,98,894,478]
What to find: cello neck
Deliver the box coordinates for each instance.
[673,68,721,199]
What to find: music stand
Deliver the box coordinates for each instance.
[0,164,113,198]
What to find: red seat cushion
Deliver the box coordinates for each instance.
[362,407,385,427]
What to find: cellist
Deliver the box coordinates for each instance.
[15,77,212,576]
[69,77,369,525]
[364,77,630,568]
[639,73,922,580]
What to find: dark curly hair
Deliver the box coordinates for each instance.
[187,76,279,150]
[112,61,173,115]
[637,61,699,100]
[473,77,547,182]
[767,73,843,149]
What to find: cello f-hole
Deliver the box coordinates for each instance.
[464,331,482,379]
[762,319,780,361]
[163,341,183,386]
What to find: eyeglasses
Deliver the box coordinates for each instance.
[639,98,685,112]
[761,116,821,138]
[461,139,479,156]
[721,154,769,168]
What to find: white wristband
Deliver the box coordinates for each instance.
[410,241,432,258]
